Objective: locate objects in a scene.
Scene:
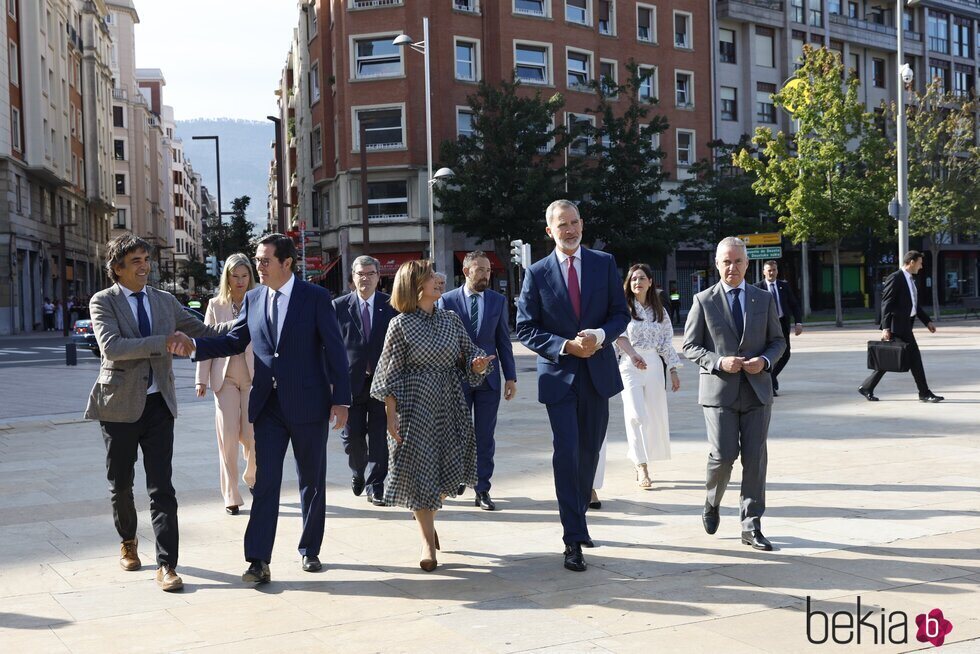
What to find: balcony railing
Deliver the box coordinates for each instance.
[349,0,402,8]
[112,88,127,100]
[453,0,479,12]
[514,6,547,17]
[364,141,405,151]
[721,0,784,11]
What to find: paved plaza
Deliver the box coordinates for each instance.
[0,322,978,653]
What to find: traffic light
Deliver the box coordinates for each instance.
[510,239,531,269]
[205,255,218,276]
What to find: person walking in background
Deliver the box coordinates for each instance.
[54,299,64,332]
[612,263,682,489]
[755,260,803,396]
[668,282,681,325]
[43,298,55,331]
[334,255,397,506]
[195,253,257,516]
[859,250,944,403]
[371,259,495,572]
[516,200,630,572]
[433,271,447,295]
[440,250,517,511]
[683,237,785,552]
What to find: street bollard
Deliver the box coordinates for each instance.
[66,342,77,366]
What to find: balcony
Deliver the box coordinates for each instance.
[828,13,923,48]
[453,0,480,12]
[716,0,785,28]
[514,7,547,17]
[349,0,402,9]
[112,88,127,100]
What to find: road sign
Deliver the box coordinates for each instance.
[739,232,782,246]
[747,246,782,260]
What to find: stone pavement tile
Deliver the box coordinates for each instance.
[181,631,327,654]
[48,554,169,591]
[715,555,896,601]
[0,627,72,652]
[518,641,615,653]
[590,538,786,581]
[53,608,205,653]
[781,515,951,545]
[309,613,493,653]
[278,578,435,626]
[799,544,978,588]
[592,625,757,654]
[749,524,872,555]
[53,577,192,621]
[483,553,632,595]
[848,535,980,573]
[376,563,531,608]
[168,595,329,646]
[0,591,74,629]
[0,563,73,598]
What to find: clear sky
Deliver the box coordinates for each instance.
[134,0,298,120]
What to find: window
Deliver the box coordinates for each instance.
[755,27,775,68]
[638,65,657,102]
[719,29,736,64]
[952,18,971,58]
[455,39,478,81]
[566,0,589,25]
[674,70,693,107]
[307,3,318,38]
[599,59,617,91]
[454,0,478,12]
[353,36,403,79]
[828,0,841,14]
[311,126,322,167]
[10,107,21,151]
[790,0,804,23]
[8,41,17,86]
[355,106,405,150]
[676,129,694,166]
[367,181,408,221]
[808,0,822,26]
[756,82,777,123]
[872,58,885,87]
[456,108,475,138]
[515,43,550,84]
[929,63,949,91]
[848,1,858,17]
[637,4,655,42]
[309,62,320,103]
[115,174,126,195]
[514,0,546,16]
[567,113,594,155]
[114,208,127,229]
[566,49,591,89]
[849,53,859,79]
[791,34,805,70]
[673,12,691,48]
[598,0,614,35]
[7,0,16,19]
[114,139,125,160]
[953,66,973,97]
[928,13,949,54]
[721,86,737,121]
[112,105,124,127]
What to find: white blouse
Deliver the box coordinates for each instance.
[616,304,682,370]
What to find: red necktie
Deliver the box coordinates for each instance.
[567,256,581,320]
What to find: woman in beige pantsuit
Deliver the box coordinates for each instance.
[195,253,257,515]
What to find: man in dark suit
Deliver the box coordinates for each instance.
[334,255,397,506]
[684,238,785,551]
[517,200,630,572]
[755,260,803,395]
[184,234,351,583]
[441,250,517,511]
[859,250,943,403]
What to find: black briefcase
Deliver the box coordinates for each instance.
[867,339,911,372]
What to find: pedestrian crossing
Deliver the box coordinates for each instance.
[0,346,91,356]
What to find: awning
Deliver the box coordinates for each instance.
[377,252,423,276]
[454,250,505,272]
[308,257,341,284]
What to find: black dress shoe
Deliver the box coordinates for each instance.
[588,490,601,510]
[563,543,586,572]
[474,491,496,511]
[919,393,944,403]
[579,538,595,549]
[456,483,466,496]
[858,386,879,402]
[366,489,386,506]
[242,561,271,584]
[225,505,239,515]
[773,389,780,397]
[302,555,322,572]
[741,530,773,551]
[702,503,720,535]
[351,476,365,497]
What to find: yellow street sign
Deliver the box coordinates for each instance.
[738,232,782,246]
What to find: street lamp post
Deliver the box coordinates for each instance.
[896,0,919,264]
[191,135,233,259]
[266,116,287,234]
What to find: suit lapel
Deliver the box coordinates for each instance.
[146,288,167,335]
[277,279,305,347]
[110,286,140,336]
[348,293,364,341]
[253,286,273,348]
[475,291,492,340]
[579,248,596,320]
[543,253,578,325]
[711,283,741,341]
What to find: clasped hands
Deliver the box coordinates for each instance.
[719,356,766,375]
[565,332,601,358]
[166,331,195,357]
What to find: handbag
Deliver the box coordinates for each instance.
[867,339,911,373]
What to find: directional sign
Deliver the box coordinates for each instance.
[747,246,783,260]
[739,232,782,246]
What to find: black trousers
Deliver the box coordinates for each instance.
[101,393,178,567]
[771,318,792,388]
[342,377,388,496]
[861,326,930,395]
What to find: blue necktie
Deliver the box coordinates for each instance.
[469,293,479,334]
[270,290,282,349]
[730,288,744,339]
[134,291,152,387]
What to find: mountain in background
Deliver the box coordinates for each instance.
[176,118,274,229]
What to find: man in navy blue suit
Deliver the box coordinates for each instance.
[440,250,517,511]
[517,200,630,572]
[334,255,397,506]
[182,234,351,584]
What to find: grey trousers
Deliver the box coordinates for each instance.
[702,378,771,531]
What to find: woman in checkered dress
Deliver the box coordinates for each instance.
[371,259,495,571]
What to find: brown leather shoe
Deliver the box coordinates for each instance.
[119,539,140,571]
[156,565,184,592]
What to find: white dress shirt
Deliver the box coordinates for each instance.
[268,274,295,344]
[463,286,485,335]
[119,283,158,394]
[903,270,917,317]
[717,280,770,371]
[765,281,784,319]
[554,247,606,353]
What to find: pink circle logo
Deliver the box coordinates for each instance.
[915,609,953,647]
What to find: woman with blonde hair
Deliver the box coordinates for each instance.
[371,259,495,571]
[196,253,257,515]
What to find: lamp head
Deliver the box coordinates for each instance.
[900,64,914,85]
[392,34,413,47]
[432,167,454,182]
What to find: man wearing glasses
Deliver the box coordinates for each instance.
[334,256,397,505]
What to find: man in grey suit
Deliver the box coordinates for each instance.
[683,237,785,551]
[84,234,227,591]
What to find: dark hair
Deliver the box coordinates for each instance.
[903,250,923,266]
[462,250,490,268]
[254,233,296,270]
[624,263,664,322]
[105,234,153,282]
[763,260,778,269]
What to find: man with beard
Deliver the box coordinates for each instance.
[516,200,630,571]
[440,251,517,511]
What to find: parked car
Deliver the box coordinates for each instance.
[71,319,100,357]
[183,306,205,322]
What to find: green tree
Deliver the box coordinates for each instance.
[575,62,672,263]
[671,136,773,247]
[734,46,893,326]
[434,78,571,261]
[225,196,256,258]
[901,80,980,317]
[179,253,213,290]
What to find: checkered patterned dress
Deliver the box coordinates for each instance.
[370,308,490,510]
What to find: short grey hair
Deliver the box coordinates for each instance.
[433,271,447,281]
[462,250,490,268]
[715,236,747,259]
[545,199,579,224]
[351,255,380,272]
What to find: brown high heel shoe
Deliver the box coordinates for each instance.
[420,532,439,571]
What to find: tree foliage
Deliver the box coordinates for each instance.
[204,195,257,262]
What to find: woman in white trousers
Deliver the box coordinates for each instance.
[593,264,681,496]
[195,253,257,514]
